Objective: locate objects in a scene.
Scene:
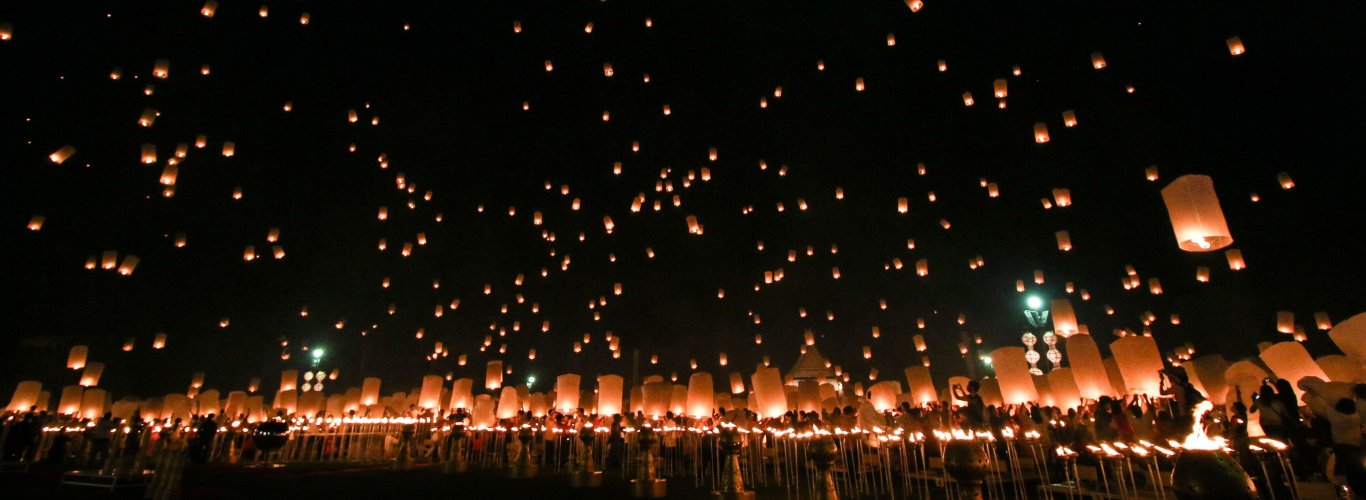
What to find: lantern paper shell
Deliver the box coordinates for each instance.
[903,366,937,405]
[1110,336,1164,396]
[485,360,503,390]
[1330,313,1366,364]
[794,380,821,413]
[79,362,104,387]
[496,387,519,419]
[280,369,298,392]
[868,381,902,411]
[978,379,1004,407]
[597,374,624,416]
[449,378,473,410]
[1259,341,1330,401]
[729,372,745,394]
[642,381,670,418]
[555,374,581,412]
[1046,368,1082,410]
[686,372,714,417]
[750,367,788,418]
[80,389,107,419]
[1161,175,1234,251]
[989,347,1039,404]
[7,381,41,413]
[1185,355,1230,405]
[418,375,443,409]
[1051,299,1079,337]
[470,395,495,427]
[1031,375,1056,407]
[67,345,89,369]
[1066,334,1114,399]
[360,377,381,406]
[1316,355,1364,383]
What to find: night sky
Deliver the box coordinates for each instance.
[3,0,1364,400]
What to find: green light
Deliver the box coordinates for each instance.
[1025,296,1043,310]
[311,349,325,359]
[981,356,993,365]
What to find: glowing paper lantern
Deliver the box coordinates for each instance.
[496,387,519,419]
[67,345,88,369]
[989,347,1039,404]
[1226,249,1246,270]
[1055,231,1072,251]
[750,367,787,418]
[486,360,503,390]
[1276,311,1295,334]
[1066,334,1114,398]
[79,362,104,387]
[555,374,581,412]
[1046,369,1082,410]
[642,381,670,418]
[7,381,41,413]
[470,395,495,427]
[1185,355,1230,405]
[1051,299,1079,337]
[359,377,381,406]
[1110,336,1164,396]
[1256,341,1327,401]
[866,381,900,411]
[49,146,76,164]
[1062,110,1077,127]
[1033,122,1050,143]
[903,366,937,405]
[1316,312,1333,331]
[686,372,714,417]
[597,375,624,416]
[729,373,745,394]
[993,79,1008,98]
[1091,52,1107,70]
[80,389,107,419]
[419,375,443,409]
[1316,355,1363,383]
[280,370,298,392]
[1161,175,1234,251]
[1226,36,1245,56]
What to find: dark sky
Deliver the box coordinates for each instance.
[3,0,1364,400]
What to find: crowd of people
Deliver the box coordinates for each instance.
[4,368,1364,495]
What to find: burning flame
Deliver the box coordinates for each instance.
[1177,401,1226,451]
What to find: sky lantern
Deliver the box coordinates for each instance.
[418,375,443,409]
[27,216,45,231]
[1051,299,1079,337]
[67,346,88,370]
[1110,336,1164,395]
[868,381,901,411]
[588,374,620,416]
[49,146,76,164]
[937,59,947,72]
[1091,52,1107,70]
[686,372,713,417]
[1226,36,1245,56]
[1033,122,1050,143]
[486,360,503,390]
[1276,311,1295,334]
[222,142,235,157]
[0,23,11,41]
[1259,341,1329,401]
[993,79,1008,98]
[1277,172,1295,190]
[991,347,1039,404]
[116,255,139,276]
[153,59,170,78]
[855,77,865,91]
[1315,312,1333,330]
[1161,175,1234,251]
[1225,249,1246,270]
[962,92,974,106]
[141,144,157,164]
[1046,369,1082,410]
[905,0,924,12]
[1329,313,1366,364]
[152,333,166,349]
[1062,110,1077,127]
[1066,334,1113,398]
[79,362,105,387]
[1055,231,1072,251]
[7,381,42,413]
[1052,188,1072,207]
[1195,266,1210,282]
[915,258,928,276]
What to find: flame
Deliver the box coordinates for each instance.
[1177,401,1226,451]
